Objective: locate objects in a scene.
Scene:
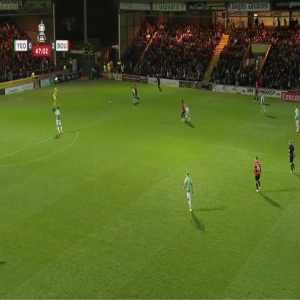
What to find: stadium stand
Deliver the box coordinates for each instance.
[123,21,223,81]
[261,28,300,89]
[3,17,300,90]
[211,27,276,87]
[123,17,300,90]
[209,25,300,90]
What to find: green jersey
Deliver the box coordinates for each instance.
[184,175,193,193]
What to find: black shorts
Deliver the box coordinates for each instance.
[181,112,185,118]
[255,175,260,181]
[290,156,294,163]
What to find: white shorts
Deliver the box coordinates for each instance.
[186,192,192,201]
[56,120,62,127]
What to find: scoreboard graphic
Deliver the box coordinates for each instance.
[14,40,29,52]
[14,20,70,57]
[32,44,52,57]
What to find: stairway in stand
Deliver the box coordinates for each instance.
[140,32,158,63]
[203,34,230,82]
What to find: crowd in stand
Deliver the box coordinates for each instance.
[212,23,300,90]
[123,18,300,90]
[212,29,255,86]
[0,22,53,82]
[260,28,300,89]
[122,22,155,75]
[124,22,223,81]
[3,18,300,90]
[212,26,277,87]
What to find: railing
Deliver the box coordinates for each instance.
[257,44,272,77]
[139,31,158,63]
[242,44,251,68]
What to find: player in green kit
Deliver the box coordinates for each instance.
[132,85,140,105]
[184,173,193,212]
[53,106,63,138]
[260,94,266,113]
[185,105,191,123]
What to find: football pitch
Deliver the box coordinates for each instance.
[0,80,299,299]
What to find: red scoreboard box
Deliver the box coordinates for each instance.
[32,44,52,58]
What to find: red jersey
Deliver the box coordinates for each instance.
[255,80,259,96]
[254,160,262,176]
[256,80,260,89]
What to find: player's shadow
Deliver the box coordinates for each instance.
[196,206,226,212]
[259,192,281,208]
[265,187,299,193]
[295,174,300,179]
[0,261,6,265]
[191,212,205,232]
[266,115,276,119]
[185,121,195,128]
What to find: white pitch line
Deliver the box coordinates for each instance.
[0,116,102,161]
[0,131,80,168]
[0,136,54,160]
[0,111,105,167]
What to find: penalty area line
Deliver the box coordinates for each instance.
[0,136,54,161]
[0,131,80,168]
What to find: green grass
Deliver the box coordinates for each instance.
[0,80,299,299]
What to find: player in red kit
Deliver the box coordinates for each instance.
[255,78,260,101]
[254,157,262,192]
[181,99,186,120]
